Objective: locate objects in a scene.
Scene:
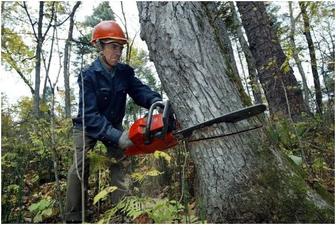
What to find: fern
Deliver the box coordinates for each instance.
[98,196,143,223]
[28,197,55,223]
[98,196,185,223]
[120,196,144,218]
[87,149,112,174]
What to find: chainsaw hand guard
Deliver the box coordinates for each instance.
[124,100,178,156]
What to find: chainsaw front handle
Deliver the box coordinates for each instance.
[144,100,170,144]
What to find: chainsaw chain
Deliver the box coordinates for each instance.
[186,124,263,143]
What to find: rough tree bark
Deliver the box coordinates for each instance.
[64,1,81,118]
[204,3,251,106]
[237,2,308,121]
[299,2,323,114]
[138,2,334,223]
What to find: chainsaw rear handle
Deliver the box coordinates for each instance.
[144,100,171,144]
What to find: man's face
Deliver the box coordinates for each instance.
[102,42,124,66]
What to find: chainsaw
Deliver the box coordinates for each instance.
[124,100,266,156]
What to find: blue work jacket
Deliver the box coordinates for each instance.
[73,58,162,147]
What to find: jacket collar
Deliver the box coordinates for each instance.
[92,57,121,83]
[92,58,103,72]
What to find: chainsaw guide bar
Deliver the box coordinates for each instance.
[173,104,267,139]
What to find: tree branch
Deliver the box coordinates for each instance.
[21,2,38,40]
[3,47,35,95]
[55,1,81,27]
[42,2,56,41]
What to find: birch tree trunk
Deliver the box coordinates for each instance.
[237,2,308,121]
[289,2,311,109]
[64,1,81,118]
[230,2,263,104]
[236,44,253,100]
[299,2,323,114]
[138,2,334,223]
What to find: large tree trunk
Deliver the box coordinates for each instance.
[63,1,81,118]
[299,2,323,114]
[237,2,308,121]
[138,2,334,223]
[230,2,263,104]
[204,3,251,106]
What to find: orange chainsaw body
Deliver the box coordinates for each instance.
[124,113,178,156]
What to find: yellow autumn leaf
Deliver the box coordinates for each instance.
[93,186,118,204]
[154,151,172,164]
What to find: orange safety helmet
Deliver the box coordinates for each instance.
[91,20,128,44]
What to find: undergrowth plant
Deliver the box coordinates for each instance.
[264,114,334,192]
[97,196,185,223]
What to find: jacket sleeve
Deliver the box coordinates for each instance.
[127,67,162,109]
[78,73,122,146]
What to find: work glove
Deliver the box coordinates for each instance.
[118,130,134,150]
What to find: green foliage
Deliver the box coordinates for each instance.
[1,96,73,223]
[83,2,115,27]
[28,197,55,223]
[264,114,334,191]
[45,1,66,16]
[148,199,184,223]
[98,196,184,223]
[87,146,112,174]
[1,27,35,76]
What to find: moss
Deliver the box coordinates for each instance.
[204,5,252,107]
[251,141,335,223]
[242,117,335,223]
[312,182,335,206]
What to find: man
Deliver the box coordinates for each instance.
[65,20,162,222]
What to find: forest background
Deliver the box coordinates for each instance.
[1,1,335,223]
